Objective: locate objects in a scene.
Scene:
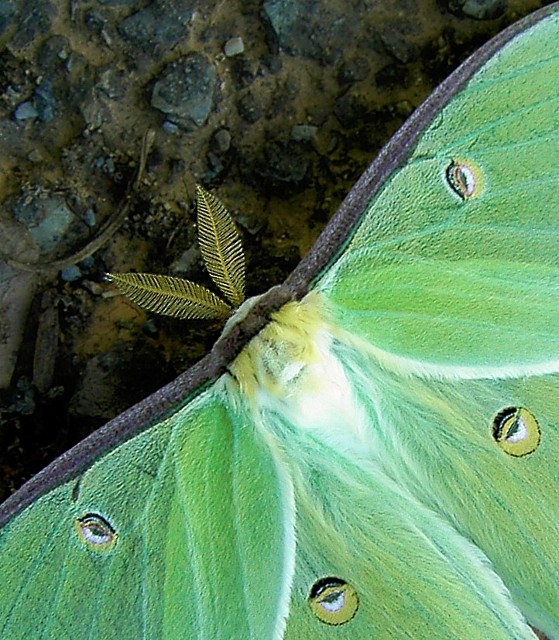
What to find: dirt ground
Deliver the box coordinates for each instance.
[0,0,550,498]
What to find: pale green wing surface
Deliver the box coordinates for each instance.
[0,386,294,640]
[251,411,537,639]
[313,9,559,373]
[332,337,559,638]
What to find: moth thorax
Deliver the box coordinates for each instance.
[229,294,372,453]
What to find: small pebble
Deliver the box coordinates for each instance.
[151,54,217,128]
[238,92,263,123]
[213,128,231,152]
[460,0,505,19]
[224,37,245,58]
[28,150,44,163]
[83,208,96,227]
[60,265,82,282]
[14,101,39,120]
[13,194,74,254]
[162,120,180,135]
[291,124,318,142]
[34,81,56,122]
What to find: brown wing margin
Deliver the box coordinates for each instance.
[1,3,557,527]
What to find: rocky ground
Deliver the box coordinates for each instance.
[0,0,550,499]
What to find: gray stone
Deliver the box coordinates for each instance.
[13,194,74,254]
[224,36,245,58]
[262,0,348,63]
[259,141,309,186]
[37,36,70,72]
[119,0,195,52]
[0,0,17,36]
[460,0,505,19]
[28,150,44,163]
[338,57,370,84]
[98,68,126,100]
[14,101,38,120]
[34,80,57,122]
[162,120,180,135]
[151,53,217,128]
[8,0,56,53]
[13,82,57,123]
[291,124,318,142]
[381,28,416,64]
[238,92,263,124]
[60,265,82,282]
[213,128,231,152]
[83,208,96,228]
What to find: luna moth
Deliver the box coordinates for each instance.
[1,3,559,638]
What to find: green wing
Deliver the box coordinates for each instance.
[267,414,539,639]
[0,366,541,640]
[326,340,559,638]
[313,7,559,374]
[0,387,294,639]
[1,5,558,640]
[288,4,559,638]
[223,290,546,638]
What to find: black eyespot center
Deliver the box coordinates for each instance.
[310,577,344,599]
